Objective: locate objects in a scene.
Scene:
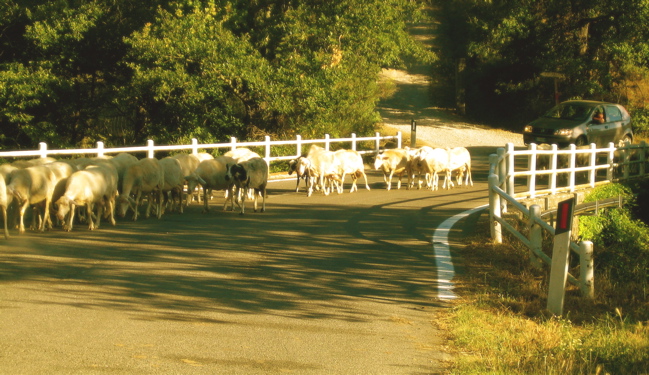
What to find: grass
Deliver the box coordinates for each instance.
[440,214,649,375]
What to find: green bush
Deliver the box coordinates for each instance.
[629,106,649,139]
[579,183,649,284]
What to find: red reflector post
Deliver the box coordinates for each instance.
[555,198,575,235]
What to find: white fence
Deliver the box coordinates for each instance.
[488,141,649,303]
[0,132,402,167]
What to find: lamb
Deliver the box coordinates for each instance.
[445,147,473,188]
[5,165,56,233]
[159,157,185,214]
[184,156,236,213]
[408,147,430,189]
[373,148,411,190]
[306,145,341,196]
[55,164,118,231]
[0,174,8,239]
[117,158,165,221]
[332,149,370,193]
[288,156,311,193]
[225,157,268,214]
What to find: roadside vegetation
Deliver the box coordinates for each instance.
[444,181,649,374]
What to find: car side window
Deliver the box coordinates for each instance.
[606,106,622,122]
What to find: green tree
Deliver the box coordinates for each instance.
[434,0,649,127]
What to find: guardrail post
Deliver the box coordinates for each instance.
[96,141,105,157]
[351,133,357,151]
[568,144,576,191]
[580,241,594,299]
[505,143,515,201]
[375,132,381,153]
[640,141,647,177]
[230,137,237,152]
[191,138,198,155]
[147,140,154,158]
[528,205,544,269]
[264,135,271,162]
[296,135,303,157]
[325,134,331,151]
[606,142,615,181]
[622,143,630,180]
[39,142,48,158]
[550,144,558,193]
[527,143,538,198]
[397,131,402,149]
[488,173,502,243]
[588,144,596,187]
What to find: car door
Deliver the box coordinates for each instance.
[587,105,609,147]
[604,105,625,145]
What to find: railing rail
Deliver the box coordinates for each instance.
[488,140,649,302]
[0,132,402,166]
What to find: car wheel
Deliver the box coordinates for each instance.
[575,136,588,147]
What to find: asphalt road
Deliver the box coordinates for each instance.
[0,151,494,374]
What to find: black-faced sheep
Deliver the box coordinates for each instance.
[225,157,268,214]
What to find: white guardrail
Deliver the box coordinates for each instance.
[488,141,649,300]
[0,132,403,167]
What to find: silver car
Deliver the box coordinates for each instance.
[523,100,633,147]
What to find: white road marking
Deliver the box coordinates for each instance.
[432,204,487,300]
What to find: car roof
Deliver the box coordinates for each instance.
[560,100,617,106]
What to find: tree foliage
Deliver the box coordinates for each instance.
[0,0,433,149]
[433,0,649,128]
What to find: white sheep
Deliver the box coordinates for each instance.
[117,158,165,221]
[184,156,236,213]
[172,153,213,207]
[0,174,8,239]
[6,165,56,233]
[225,157,268,214]
[159,157,185,214]
[445,147,473,188]
[55,164,118,231]
[413,147,449,191]
[225,148,261,200]
[306,145,341,196]
[373,148,411,190]
[288,156,311,193]
[333,149,370,193]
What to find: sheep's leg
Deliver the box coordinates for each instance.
[239,186,246,215]
[88,203,97,230]
[66,203,76,232]
[361,172,370,191]
[202,187,210,213]
[260,187,266,212]
[387,171,394,191]
[466,167,473,186]
[133,191,142,221]
[156,190,163,219]
[107,196,116,226]
[2,208,8,239]
[17,201,29,234]
[253,189,258,212]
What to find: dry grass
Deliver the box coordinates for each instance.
[442,214,649,375]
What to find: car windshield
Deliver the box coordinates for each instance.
[543,103,591,121]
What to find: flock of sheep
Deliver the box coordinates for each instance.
[289,144,472,195]
[0,143,473,240]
